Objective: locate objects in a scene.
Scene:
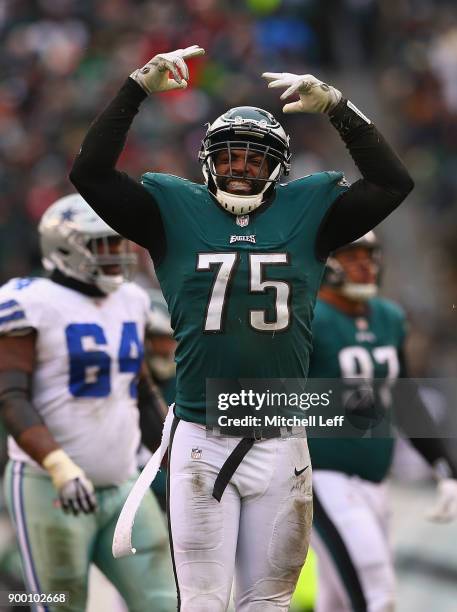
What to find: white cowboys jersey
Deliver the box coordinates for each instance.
[0,277,149,486]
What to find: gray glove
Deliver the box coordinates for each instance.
[262,72,342,114]
[130,45,205,95]
[43,449,98,515]
[59,475,98,516]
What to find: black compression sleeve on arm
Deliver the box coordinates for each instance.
[315,99,414,260]
[394,349,457,479]
[70,78,166,262]
[0,370,44,439]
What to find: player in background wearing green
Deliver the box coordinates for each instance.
[308,232,457,612]
[70,45,414,611]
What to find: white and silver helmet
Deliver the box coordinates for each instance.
[324,231,382,301]
[199,106,291,216]
[39,193,137,294]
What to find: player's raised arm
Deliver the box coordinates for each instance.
[70,46,205,261]
[262,72,414,259]
[0,334,97,516]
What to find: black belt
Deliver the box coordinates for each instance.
[211,426,302,502]
[172,408,302,503]
[208,425,304,441]
[212,437,255,502]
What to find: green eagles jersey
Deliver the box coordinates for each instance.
[141,172,348,423]
[308,297,407,482]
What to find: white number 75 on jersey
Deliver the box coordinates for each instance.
[197,252,291,333]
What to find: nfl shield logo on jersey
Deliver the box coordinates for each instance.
[191,448,202,460]
[236,215,249,227]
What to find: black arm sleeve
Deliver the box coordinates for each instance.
[393,348,457,479]
[0,371,44,439]
[315,99,415,260]
[69,78,166,263]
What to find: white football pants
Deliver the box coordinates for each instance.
[167,418,313,611]
[312,470,395,612]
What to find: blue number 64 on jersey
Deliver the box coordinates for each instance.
[65,322,143,398]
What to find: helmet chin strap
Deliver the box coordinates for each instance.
[214,186,266,216]
[205,164,281,216]
[46,253,125,295]
[339,283,378,301]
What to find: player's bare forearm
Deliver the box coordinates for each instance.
[0,335,56,463]
[17,424,60,465]
[0,368,59,465]
[0,370,60,464]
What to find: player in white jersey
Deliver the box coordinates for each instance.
[0,194,176,611]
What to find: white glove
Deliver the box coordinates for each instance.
[43,449,97,516]
[130,45,205,95]
[262,72,342,114]
[425,478,457,523]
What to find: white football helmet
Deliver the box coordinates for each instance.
[324,231,381,301]
[199,106,291,215]
[39,194,137,294]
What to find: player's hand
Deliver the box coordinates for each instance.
[262,72,342,114]
[426,478,457,523]
[42,449,98,515]
[130,45,205,95]
[58,475,97,515]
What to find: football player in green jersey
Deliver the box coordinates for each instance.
[70,46,414,610]
[308,232,457,612]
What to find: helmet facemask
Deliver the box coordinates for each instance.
[323,232,382,302]
[86,236,137,294]
[40,194,137,295]
[199,107,291,215]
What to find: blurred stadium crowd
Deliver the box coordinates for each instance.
[0,0,456,371]
[0,1,457,609]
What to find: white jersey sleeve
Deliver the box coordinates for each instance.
[0,277,43,336]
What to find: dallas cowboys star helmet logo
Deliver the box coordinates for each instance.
[60,208,76,222]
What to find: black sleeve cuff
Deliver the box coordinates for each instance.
[329,98,372,140]
[125,76,149,104]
